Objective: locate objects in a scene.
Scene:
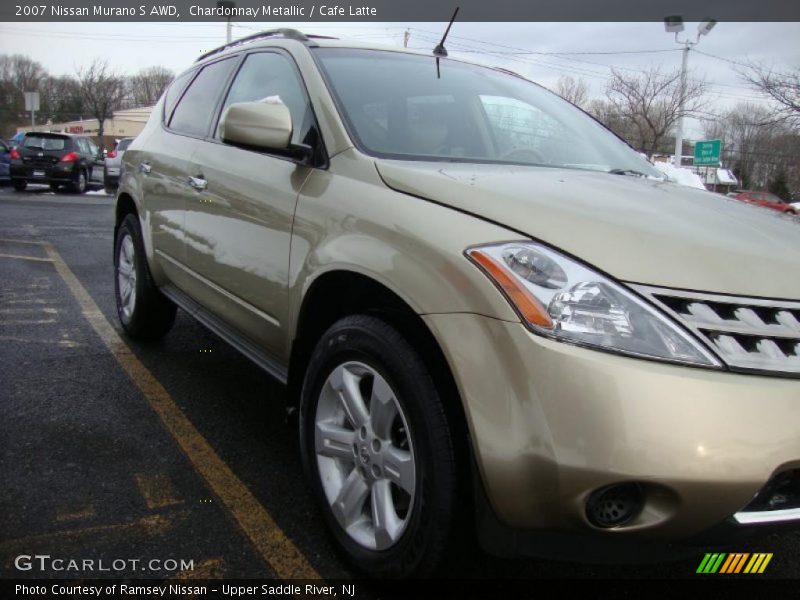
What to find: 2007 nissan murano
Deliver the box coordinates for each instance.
[114,30,800,577]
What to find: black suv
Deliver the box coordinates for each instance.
[10,132,103,193]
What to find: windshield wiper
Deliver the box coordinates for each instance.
[608,168,651,178]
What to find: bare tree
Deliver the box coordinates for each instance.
[128,66,174,107]
[739,62,800,128]
[604,66,707,157]
[76,58,126,150]
[0,54,48,137]
[554,75,589,109]
[40,75,84,124]
[702,102,800,192]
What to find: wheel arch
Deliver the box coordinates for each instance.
[288,269,471,456]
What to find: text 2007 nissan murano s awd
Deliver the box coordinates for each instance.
[113,30,800,577]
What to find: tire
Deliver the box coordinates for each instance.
[114,213,176,339]
[299,315,459,577]
[13,180,26,192]
[50,183,60,192]
[71,169,87,194]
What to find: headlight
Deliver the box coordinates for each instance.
[467,242,722,368]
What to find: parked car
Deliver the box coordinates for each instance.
[9,131,26,149]
[114,31,800,577]
[103,137,134,193]
[10,132,104,193]
[0,139,10,184]
[727,189,797,214]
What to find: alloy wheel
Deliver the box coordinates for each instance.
[314,361,416,551]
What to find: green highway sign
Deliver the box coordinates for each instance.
[694,139,722,166]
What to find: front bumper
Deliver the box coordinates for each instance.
[422,313,800,554]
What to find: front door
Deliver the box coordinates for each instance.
[184,51,318,360]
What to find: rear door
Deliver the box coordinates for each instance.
[184,50,321,359]
[141,58,237,283]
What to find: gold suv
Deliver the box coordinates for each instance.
[114,30,800,577]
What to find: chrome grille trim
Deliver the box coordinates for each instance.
[632,285,800,376]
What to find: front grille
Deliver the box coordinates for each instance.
[633,285,800,376]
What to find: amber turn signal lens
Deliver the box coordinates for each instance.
[467,249,554,329]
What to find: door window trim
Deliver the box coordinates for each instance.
[162,53,243,141]
[206,48,329,169]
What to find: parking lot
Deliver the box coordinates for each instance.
[1,184,799,582]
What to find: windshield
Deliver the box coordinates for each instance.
[23,135,66,151]
[314,48,661,176]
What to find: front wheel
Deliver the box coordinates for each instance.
[114,213,176,339]
[13,180,26,192]
[300,315,459,577]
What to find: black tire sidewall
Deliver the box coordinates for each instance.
[299,316,456,577]
[113,213,175,339]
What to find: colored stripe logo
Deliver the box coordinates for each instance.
[696,552,773,574]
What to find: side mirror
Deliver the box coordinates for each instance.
[220,101,293,151]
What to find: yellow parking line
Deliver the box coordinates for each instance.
[0,253,53,262]
[55,503,97,523]
[135,473,184,510]
[0,514,178,551]
[0,238,45,245]
[41,241,320,580]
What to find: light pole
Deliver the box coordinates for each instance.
[217,0,235,43]
[664,16,716,167]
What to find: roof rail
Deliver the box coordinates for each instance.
[196,28,313,62]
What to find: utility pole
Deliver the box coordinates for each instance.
[217,0,235,43]
[664,16,716,167]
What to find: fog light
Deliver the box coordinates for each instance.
[586,483,643,528]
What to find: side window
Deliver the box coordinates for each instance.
[169,58,235,138]
[0,140,8,152]
[76,138,89,155]
[218,52,312,146]
[163,70,193,124]
[86,140,99,156]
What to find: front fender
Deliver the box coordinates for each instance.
[287,150,521,341]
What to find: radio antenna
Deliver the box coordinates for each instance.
[433,6,459,78]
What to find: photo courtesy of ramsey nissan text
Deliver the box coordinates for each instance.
[0,0,798,597]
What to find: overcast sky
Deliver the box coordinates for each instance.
[1,21,798,138]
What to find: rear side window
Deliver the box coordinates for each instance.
[163,70,193,124]
[117,139,133,151]
[169,58,235,137]
[23,135,66,150]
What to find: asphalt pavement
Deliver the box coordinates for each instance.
[1,183,798,582]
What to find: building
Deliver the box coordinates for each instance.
[17,106,154,148]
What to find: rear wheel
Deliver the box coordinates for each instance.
[12,180,26,192]
[71,169,87,194]
[300,315,459,577]
[50,183,60,192]
[114,213,176,339]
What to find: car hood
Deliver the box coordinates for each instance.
[375,160,800,299]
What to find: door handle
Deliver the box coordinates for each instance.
[139,162,151,174]
[187,175,208,192]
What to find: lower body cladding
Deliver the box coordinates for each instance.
[422,313,800,559]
